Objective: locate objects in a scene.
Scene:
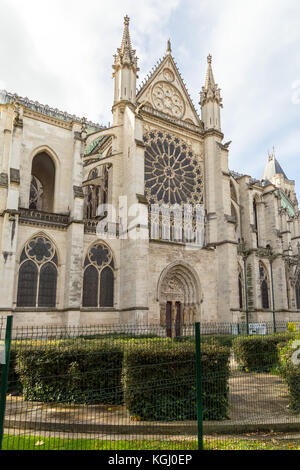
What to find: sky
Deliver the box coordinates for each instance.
[1,0,300,198]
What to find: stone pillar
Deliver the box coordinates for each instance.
[63,123,85,324]
[0,104,23,311]
[171,301,176,338]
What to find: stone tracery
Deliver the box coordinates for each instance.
[144,129,204,207]
[151,82,185,119]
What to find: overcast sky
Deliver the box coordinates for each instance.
[1,0,300,197]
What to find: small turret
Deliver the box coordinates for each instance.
[200,55,223,131]
[112,16,139,106]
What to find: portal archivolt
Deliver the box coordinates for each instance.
[158,262,201,337]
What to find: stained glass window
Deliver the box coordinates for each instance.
[17,236,58,307]
[29,176,43,210]
[259,263,270,309]
[82,242,114,308]
[144,130,203,206]
[144,130,204,244]
[238,270,244,310]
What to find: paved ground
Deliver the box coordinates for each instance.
[4,371,300,440]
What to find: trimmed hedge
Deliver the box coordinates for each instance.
[174,335,235,348]
[15,339,124,404]
[123,341,230,422]
[279,336,300,412]
[232,333,295,372]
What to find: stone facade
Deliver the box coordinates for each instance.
[0,16,300,330]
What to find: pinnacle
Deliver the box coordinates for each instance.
[113,16,139,74]
[166,39,172,55]
[200,54,223,107]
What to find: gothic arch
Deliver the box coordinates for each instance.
[17,231,61,266]
[157,261,202,334]
[29,146,60,213]
[259,261,270,309]
[16,233,59,307]
[238,263,244,309]
[29,145,60,170]
[82,240,116,308]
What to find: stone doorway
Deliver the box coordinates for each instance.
[158,261,202,338]
[166,301,182,338]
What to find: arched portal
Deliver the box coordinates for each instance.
[30,152,56,212]
[157,262,202,338]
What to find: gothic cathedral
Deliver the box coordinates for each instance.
[0,17,299,331]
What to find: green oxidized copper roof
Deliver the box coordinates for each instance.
[84,135,108,155]
[280,191,295,217]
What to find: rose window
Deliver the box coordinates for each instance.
[144,130,204,206]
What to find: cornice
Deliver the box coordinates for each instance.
[141,109,204,141]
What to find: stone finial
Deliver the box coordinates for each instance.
[167,39,172,54]
[200,53,222,108]
[113,15,139,75]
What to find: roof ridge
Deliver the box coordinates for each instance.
[0,89,106,130]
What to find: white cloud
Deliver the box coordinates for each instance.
[1,0,300,196]
[0,0,180,124]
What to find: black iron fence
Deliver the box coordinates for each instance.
[0,317,300,451]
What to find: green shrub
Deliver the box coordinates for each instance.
[123,341,230,422]
[232,333,295,372]
[174,335,235,348]
[15,339,124,404]
[279,336,300,412]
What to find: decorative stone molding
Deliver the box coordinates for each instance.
[0,90,105,130]
[19,208,70,229]
[151,81,185,119]
[136,193,148,205]
[10,168,20,184]
[73,186,84,199]
[0,173,8,188]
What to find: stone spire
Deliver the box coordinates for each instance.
[262,149,288,181]
[200,55,223,131]
[200,55,222,107]
[112,16,139,108]
[113,15,139,76]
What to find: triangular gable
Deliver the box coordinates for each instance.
[137,53,201,127]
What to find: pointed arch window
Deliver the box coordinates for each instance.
[17,236,58,307]
[82,242,114,308]
[259,262,270,309]
[30,152,56,212]
[238,268,244,310]
[84,164,110,219]
[296,273,300,310]
[253,199,259,247]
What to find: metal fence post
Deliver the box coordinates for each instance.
[195,322,203,451]
[0,315,13,450]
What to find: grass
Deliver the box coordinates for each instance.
[2,435,300,451]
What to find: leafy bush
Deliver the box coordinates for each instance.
[174,335,235,348]
[123,341,230,422]
[279,336,300,412]
[15,339,124,404]
[232,333,295,372]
